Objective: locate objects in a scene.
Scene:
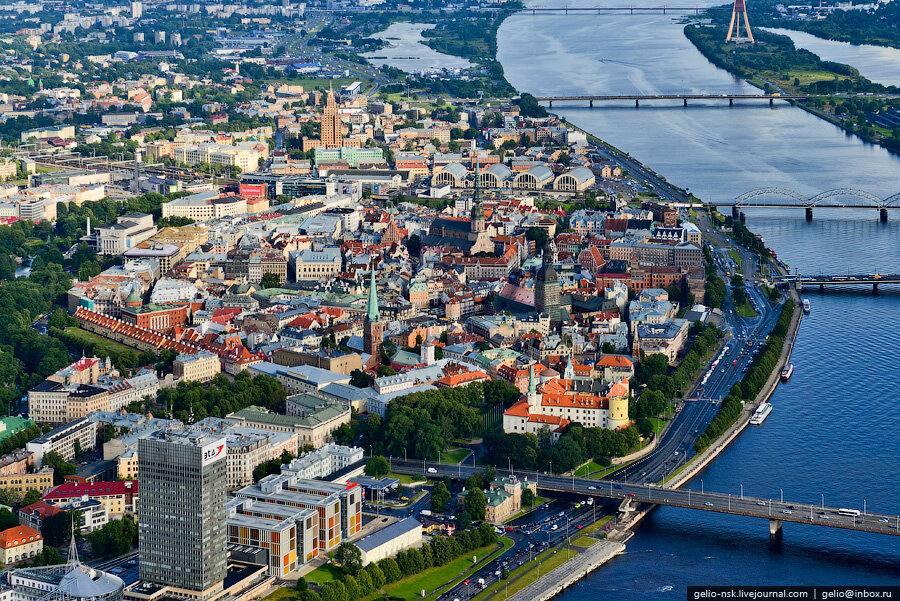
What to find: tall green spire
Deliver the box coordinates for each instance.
[366,264,380,322]
[527,364,536,399]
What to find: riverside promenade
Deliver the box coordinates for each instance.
[504,541,625,601]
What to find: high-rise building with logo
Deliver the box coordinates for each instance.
[534,242,564,324]
[138,428,227,599]
[320,86,342,149]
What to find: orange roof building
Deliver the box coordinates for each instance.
[0,524,43,565]
[502,366,629,439]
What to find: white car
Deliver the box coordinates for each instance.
[782,510,793,515]
[704,502,714,507]
[757,501,766,506]
[588,486,597,491]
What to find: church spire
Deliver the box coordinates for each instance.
[366,263,380,323]
[527,364,536,407]
[471,156,485,233]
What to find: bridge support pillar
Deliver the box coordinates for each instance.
[589,100,593,108]
[635,99,639,108]
[820,284,824,292]
[732,206,740,221]
[769,519,783,538]
[740,211,746,222]
[770,98,774,107]
[805,207,813,221]
[880,208,888,223]
[729,98,734,106]
[684,98,688,107]
[548,100,552,108]
[874,282,879,294]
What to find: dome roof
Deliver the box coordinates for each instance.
[57,565,124,599]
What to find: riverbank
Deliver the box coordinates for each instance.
[682,23,900,155]
[504,541,625,601]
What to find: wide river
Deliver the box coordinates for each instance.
[497,1,900,596]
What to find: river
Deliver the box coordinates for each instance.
[363,22,473,73]
[496,2,900,596]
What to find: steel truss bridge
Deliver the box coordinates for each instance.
[710,187,900,222]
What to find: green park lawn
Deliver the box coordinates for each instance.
[362,538,512,601]
[441,448,470,464]
[63,327,133,359]
[735,303,759,318]
[260,587,298,601]
[387,471,425,485]
[571,535,598,548]
[728,250,743,270]
[303,563,342,585]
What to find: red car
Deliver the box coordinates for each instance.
[626,493,636,498]
[464,580,470,585]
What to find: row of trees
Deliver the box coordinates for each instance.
[298,524,498,601]
[350,381,520,461]
[634,323,723,399]
[483,422,642,474]
[695,299,795,451]
[131,372,287,424]
[88,517,138,558]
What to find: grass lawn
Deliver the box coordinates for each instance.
[303,563,342,585]
[648,417,667,436]
[363,538,512,601]
[571,535,598,548]
[441,448,470,464]
[474,546,576,601]
[388,471,425,485]
[735,303,759,318]
[62,327,134,359]
[573,460,606,477]
[260,587,298,601]
[581,515,614,536]
[728,250,743,270]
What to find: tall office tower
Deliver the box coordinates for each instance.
[131,1,142,19]
[138,428,227,599]
[321,85,343,149]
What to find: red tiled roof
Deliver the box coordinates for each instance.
[43,481,137,500]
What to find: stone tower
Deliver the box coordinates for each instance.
[470,158,485,235]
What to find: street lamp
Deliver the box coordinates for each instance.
[740,483,743,499]
[821,494,825,509]
[780,488,783,504]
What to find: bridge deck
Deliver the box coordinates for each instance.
[536,94,805,101]
[390,461,899,537]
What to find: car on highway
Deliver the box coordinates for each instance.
[705,502,714,506]
[782,510,793,515]
[879,518,889,523]
[588,486,597,490]
[614,484,622,489]
[757,501,766,506]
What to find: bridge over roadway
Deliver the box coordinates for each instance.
[389,460,900,538]
[535,94,805,108]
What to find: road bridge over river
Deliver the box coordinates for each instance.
[388,459,900,539]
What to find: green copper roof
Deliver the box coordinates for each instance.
[366,266,380,322]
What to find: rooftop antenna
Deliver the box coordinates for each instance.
[67,517,79,567]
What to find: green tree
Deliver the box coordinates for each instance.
[430,482,451,514]
[259,272,281,289]
[465,485,488,519]
[521,488,535,508]
[335,542,363,575]
[364,456,390,478]
[42,450,76,485]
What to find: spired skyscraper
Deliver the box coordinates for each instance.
[321,84,342,149]
[138,428,228,599]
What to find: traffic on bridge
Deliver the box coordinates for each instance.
[387,460,900,538]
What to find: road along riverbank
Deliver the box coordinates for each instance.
[504,541,625,601]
